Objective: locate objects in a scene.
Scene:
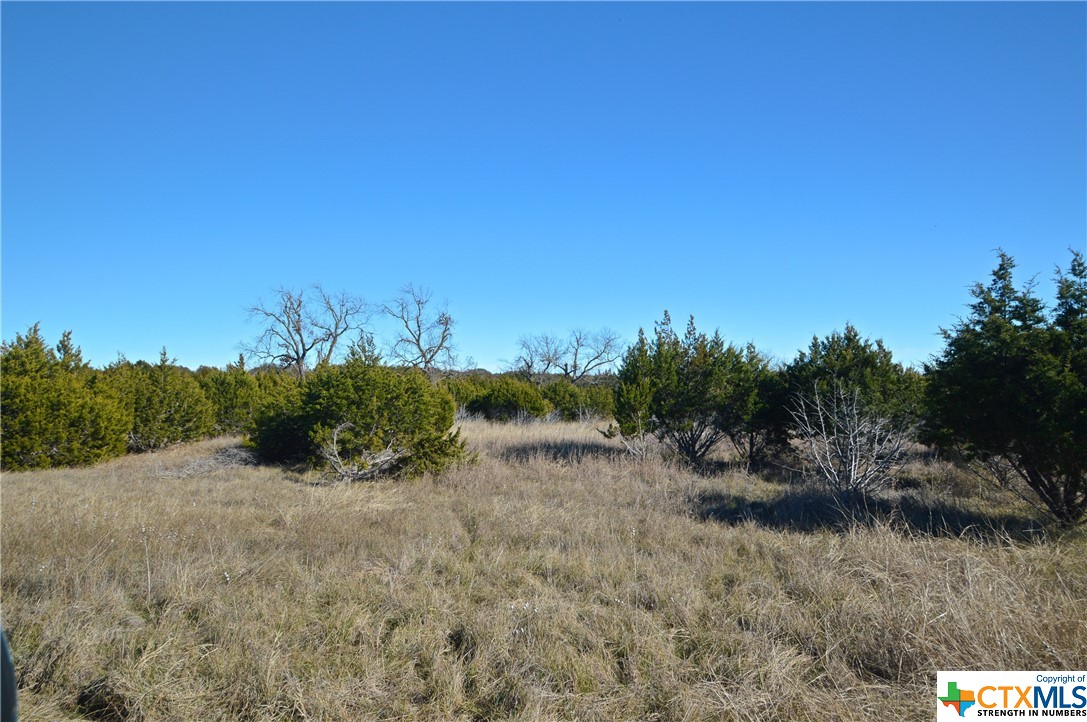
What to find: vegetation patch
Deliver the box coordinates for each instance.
[2,422,1083,721]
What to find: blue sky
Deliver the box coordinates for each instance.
[3,2,1084,372]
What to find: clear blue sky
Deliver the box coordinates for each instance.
[3,2,1084,372]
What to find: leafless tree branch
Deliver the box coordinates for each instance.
[318,422,408,482]
[514,333,565,381]
[563,328,621,383]
[789,382,913,496]
[243,285,368,377]
[382,284,456,373]
[514,329,621,383]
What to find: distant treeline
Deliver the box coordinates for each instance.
[2,250,1084,526]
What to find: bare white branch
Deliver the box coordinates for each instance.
[318,422,408,482]
[789,382,913,496]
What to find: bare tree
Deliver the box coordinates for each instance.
[513,333,565,380]
[563,328,621,383]
[789,382,913,496]
[514,329,621,384]
[244,285,367,378]
[382,284,456,373]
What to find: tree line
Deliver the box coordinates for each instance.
[604,250,1085,527]
[1,250,1083,526]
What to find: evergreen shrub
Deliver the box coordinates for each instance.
[1,326,130,470]
[250,354,464,478]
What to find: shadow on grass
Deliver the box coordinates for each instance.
[685,458,807,481]
[498,440,626,465]
[694,486,1049,543]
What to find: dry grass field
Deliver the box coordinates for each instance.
[2,420,1085,721]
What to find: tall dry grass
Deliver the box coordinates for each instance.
[1,421,1084,721]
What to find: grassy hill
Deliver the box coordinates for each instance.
[2,421,1084,721]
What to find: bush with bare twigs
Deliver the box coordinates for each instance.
[790,381,914,496]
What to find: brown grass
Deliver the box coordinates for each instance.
[2,421,1084,721]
